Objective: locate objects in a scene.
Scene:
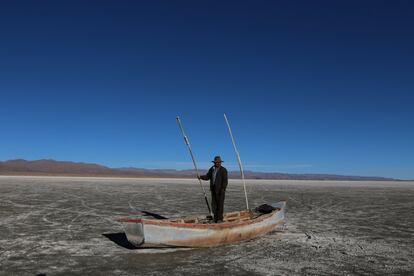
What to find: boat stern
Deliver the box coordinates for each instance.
[271,201,287,212]
[270,201,287,225]
[118,218,145,247]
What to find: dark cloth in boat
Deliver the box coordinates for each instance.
[200,166,228,222]
[255,204,276,214]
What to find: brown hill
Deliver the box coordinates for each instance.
[0,159,398,181]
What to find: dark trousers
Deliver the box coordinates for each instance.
[211,189,225,222]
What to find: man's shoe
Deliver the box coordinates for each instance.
[216,219,224,223]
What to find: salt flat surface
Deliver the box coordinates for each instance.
[0,176,413,275]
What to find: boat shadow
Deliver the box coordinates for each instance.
[103,232,187,250]
[103,232,165,250]
[103,232,196,250]
[102,232,140,249]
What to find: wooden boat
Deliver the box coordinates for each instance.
[118,201,286,247]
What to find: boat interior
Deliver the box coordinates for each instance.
[167,208,279,224]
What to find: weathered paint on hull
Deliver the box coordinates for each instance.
[119,201,286,248]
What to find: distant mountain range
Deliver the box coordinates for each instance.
[0,159,399,181]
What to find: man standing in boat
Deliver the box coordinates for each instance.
[199,156,228,223]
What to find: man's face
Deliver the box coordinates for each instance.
[214,161,222,168]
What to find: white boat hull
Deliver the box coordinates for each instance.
[118,201,286,247]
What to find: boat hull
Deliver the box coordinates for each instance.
[118,201,286,247]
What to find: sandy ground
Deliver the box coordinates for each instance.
[0,176,413,275]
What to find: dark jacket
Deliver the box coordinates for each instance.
[200,166,228,193]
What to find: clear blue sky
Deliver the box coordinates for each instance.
[0,1,413,179]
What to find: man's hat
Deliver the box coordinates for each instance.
[212,156,224,163]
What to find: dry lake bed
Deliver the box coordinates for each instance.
[0,176,413,275]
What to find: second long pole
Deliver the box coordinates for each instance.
[224,113,249,210]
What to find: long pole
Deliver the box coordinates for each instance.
[176,116,213,217]
[223,113,249,210]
